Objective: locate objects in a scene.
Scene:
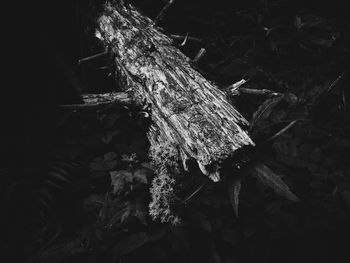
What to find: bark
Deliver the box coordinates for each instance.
[95,1,254,181]
[60,92,132,112]
[86,1,255,223]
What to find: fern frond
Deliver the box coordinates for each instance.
[36,160,81,223]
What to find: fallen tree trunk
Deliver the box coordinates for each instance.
[93,1,254,223]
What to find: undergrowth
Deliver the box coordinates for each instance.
[2,0,350,263]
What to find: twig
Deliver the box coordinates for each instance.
[39,228,62,253]
[341,83,346,108]
[154,0,175,24]
[239,88,282,96]
[228,179,242,217]
[78,50,109,65]
[182,182,207,203]
[227,79,247,94]
[228,79,281,97]
[60,92,133,112]
[179,32,189,47]
[326,72,344,94]
[307,72,345,109]
[171,34,202,43]
[265,120,298,142]
[192,48,206,63]
[260,118,310,131]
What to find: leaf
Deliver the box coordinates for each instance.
[43,179,62,189]
[310,37,334,48]
[250,96,283,132]
[104,152,118,161]
[133,169,149,184]
[98,195,112,227]
[266,24,291,36]
[53,161,74,169]
[140,162,155,170]
[109,205,128,227]
[250,163,299,202]
[298,14,328,29]
[121,153,137,162]
[38,240,86,262]
[89,157,106,171]
[51,166,69,177]
[294,15,302,29]
[121,200,148,225]
[110,170,133,194]
[39,197,50,210]
[39,189,54,202]
[228,179,242,217]
[113,232,149,255]
[84,194,105,206]
[100,129,120,144]
[48,171,69,182]
[90,152,118,172]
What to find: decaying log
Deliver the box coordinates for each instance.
[96,1,254,175]
[93,1,254,223]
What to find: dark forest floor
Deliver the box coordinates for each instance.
[2,0,350,262]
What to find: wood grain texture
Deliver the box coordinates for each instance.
[60,92,132,112]
[95,1,254,181]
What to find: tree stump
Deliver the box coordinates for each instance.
[93,0,254,223]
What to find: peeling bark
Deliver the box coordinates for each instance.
[96,1,254,176]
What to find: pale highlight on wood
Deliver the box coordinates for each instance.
[60,92,132,112]
[95,1,254,180]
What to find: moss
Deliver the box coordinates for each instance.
[148,141,182,224]
[149,169,181,225]
[149,140,181,172]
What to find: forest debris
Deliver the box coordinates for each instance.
[171,34,203,43]
[265,120,298,142]
[228,79,247,95]
[228,179,242,217]
[228,79,282,97]
[178,32,189,47]
[182,181,207,203]
[250,163,299,202]
[304,72,344,109]
[154,0,176,24]
[78,50,110,65]
[192,48,207,63]
[250,96,284,133]
[60,92,133,112]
